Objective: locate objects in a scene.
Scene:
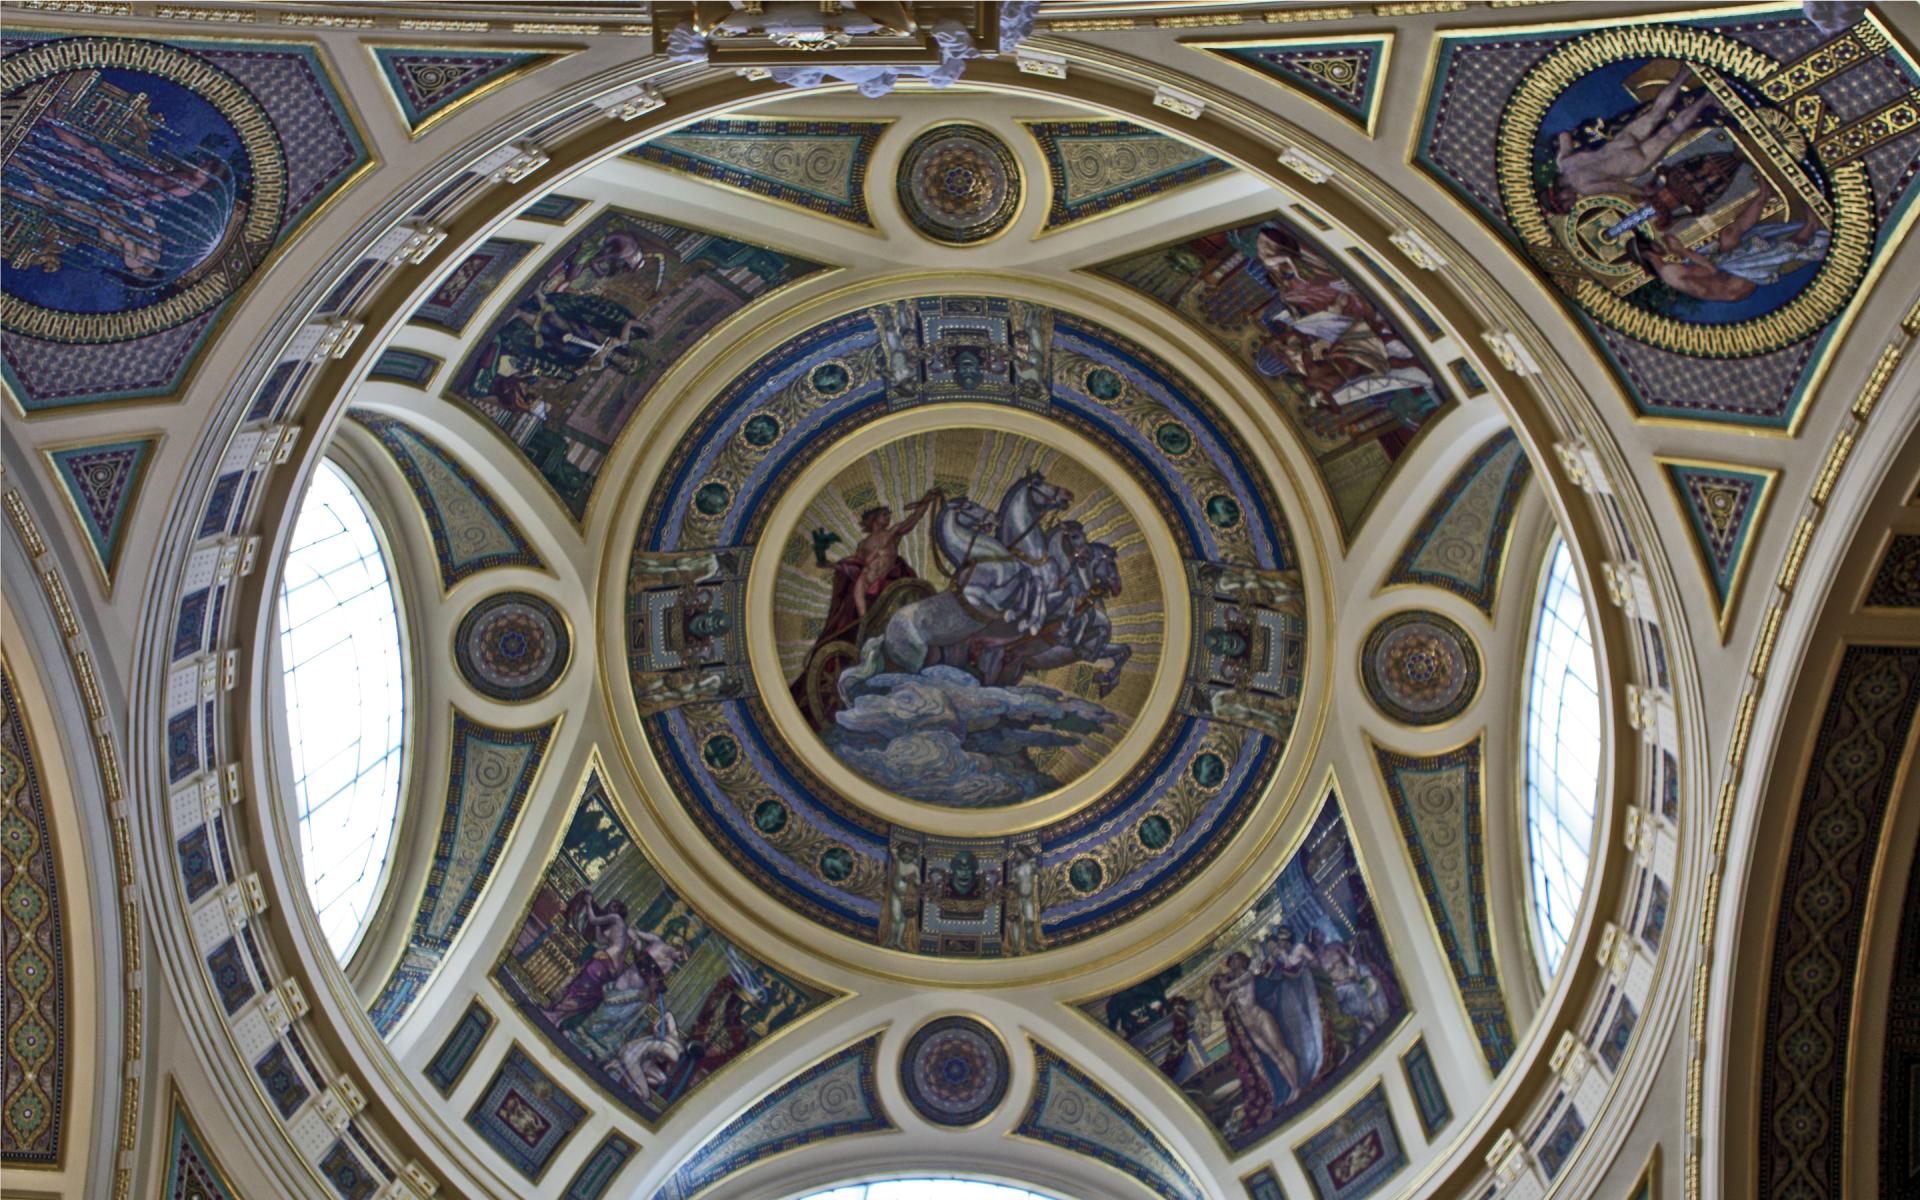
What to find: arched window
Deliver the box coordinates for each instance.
[794,1183,1066,1200]
[1523,535,1601,979]
[278,460,408,962]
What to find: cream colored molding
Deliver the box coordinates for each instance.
[1481,330,1541,377]
[474,141,549,183]
[1554,440,1611,497]
[1276,143,1333,183]
[1151,83,1206,118]
[1016,47,1069,78]
[592,80,666,121]
[1389,228,1448,271]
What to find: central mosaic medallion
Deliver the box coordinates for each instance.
[776,427,1163,808]
[625,296,1306,958]
[896,124,1022,243]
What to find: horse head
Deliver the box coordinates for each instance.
[1084,543,1123,599]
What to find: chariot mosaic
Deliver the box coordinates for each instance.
[626,296,1307,959]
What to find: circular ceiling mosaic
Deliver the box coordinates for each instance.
[900,1016,1010,1127]
[1360,609,1480,727]
[895,124,1022,243]
[624,295,1306,959]
[455,591,570,702]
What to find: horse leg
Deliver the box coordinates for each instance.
[1096,643,1131,697]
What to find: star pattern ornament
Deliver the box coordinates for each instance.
[43,437,157,589]
[1659,457,1779,638]
[370,46,569,136]
[1191,34,1393,135]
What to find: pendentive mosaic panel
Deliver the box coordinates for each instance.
[1360,610,1481,727]
[1292,1082,1407,1200]
[465,1043,587,1182]
[1094,217,1451,543]
[1,32,371,412]
[445,208,828,520]
[896,123,1023,243]
[494,766,836,1127]
[348,411,544,590]
[1,664,65,1166]
[454,591,571,702]
[900,1016,1010,1128]
[1659,458,1776,634]
[369,45,566,136]
[43,435,156,587]
[1022,119,1233,233]
[368,712,556,1035]
[1759,644,1920,1200]
[651,1034,892,1200]
[1385,430,1531,615]
[1415,9,1920,428]
[1084,794,1408,1154]
[159,1091,240,1200]
[631,296,1304,959]
[1372,738,1515,1072]
[1191,34,1392,136]
[1015,1042,1204,1200]
[627,117,888,227]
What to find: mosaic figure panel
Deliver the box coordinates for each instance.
[1094,217,1449,542]
[1416,10,1920,426]
[1,33,369,410]
[900,1016,1010,1127]
[447,209,827,519]
[494,768,834,1126]
[1084,796,1408,1153]
[777,428,1162,807]
[630,295,1303,958]
[1,664,64,1165]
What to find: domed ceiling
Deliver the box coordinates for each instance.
[8,7,1916,1200]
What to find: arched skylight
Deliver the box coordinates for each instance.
[278,460,407,962]
[1523,535,1601,979]
[795,1183,1066,1200]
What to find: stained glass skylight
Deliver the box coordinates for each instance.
[278,460,407,962]
[1523,535,1601,979]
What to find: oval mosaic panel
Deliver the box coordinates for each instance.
[895,124,1022,244]
[1361,609,1480,726]
[454,591,570,702]
[900,1015,1010,1127]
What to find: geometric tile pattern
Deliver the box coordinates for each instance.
[43,437,157,588]
[1880,833,1920,1199]
[520,194,591,225]
[160,1089,240,1200]
[1014,1042,1203,1200]
[1,663,64,1165]
[1864,532,1920,608]
[370,46,566,137]
[1657,459,1776,637]
[1361,610,1481,727]
[466,1044,587,1182]
[425,1000,495,1096]
[899,1016,1010,1128]
[1760,645,1920,1200]
[1400,1038,1452,1140]
[1022,119,1233,233]
[628,119,889,228]
[367,713,556,1035]
[1193,35,1392,135]
[1386,430,1531,616]
[1537,1105,1584,1181]
[409,239,537,334]
[562,1131,638,1200]
[1292,1082,1407,1200]
[366,348,443,388]
[1372,737,1515,1073]
[347,411,544,590]
[319,1138,378,1199]
[651,1034,892,1200]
